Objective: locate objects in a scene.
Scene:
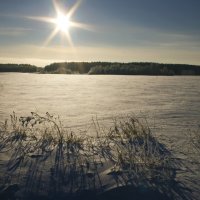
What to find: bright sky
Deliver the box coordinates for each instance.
[0,0,200,66]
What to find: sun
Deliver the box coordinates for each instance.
[56,13,70,33]
[26,0,92,47]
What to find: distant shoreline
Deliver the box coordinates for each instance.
[1,62,200,75]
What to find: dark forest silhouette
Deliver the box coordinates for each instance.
[1,62,200,75]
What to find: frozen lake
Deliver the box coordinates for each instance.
[1,73,200,153]
[0,73,199,131]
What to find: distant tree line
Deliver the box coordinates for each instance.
[44,62,200,75]
[44,62,110,74]
[0,64,40,73]
[88,63,200,75]
[1,62,200,75]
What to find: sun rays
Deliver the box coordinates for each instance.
[26,0,91,47]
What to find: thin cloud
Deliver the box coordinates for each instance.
[0,27,32,36]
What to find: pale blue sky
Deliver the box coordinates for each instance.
[0,0,200,66]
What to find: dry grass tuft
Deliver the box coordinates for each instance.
[0,112,190,199]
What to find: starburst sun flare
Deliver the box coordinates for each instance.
[27,0,91,47]
[56,13,70,33]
